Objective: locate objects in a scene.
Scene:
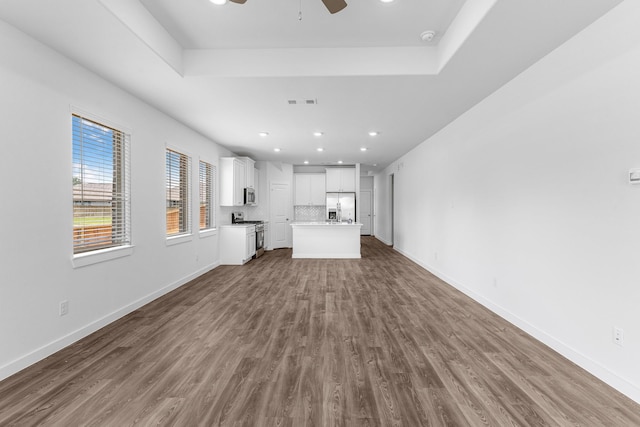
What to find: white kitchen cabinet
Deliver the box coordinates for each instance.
[325,168,356,192]
[220,157,246,206]
[246,229,256,259]
[220,225,255,265]
[240,157,256,188]
[294,173,326,205]
[253,167,259,206]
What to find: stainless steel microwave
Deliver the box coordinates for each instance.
[244,187,256,205]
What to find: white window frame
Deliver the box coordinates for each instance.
[71,109,133,268]
[199,159,217,237]
[166,146,193,245]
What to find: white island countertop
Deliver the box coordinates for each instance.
[291,222,362,258]
[291,221,363,226]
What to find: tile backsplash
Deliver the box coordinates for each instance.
[220,204,325,224]
[294,205,326,222]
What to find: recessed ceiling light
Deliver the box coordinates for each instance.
[317,148,324,152]
[313,132,323,137]
[258,132,269,137]
[304,160,309,164]
[274,148,281,152]
[210,0,227,5]
[368,131,379,136]
[379,0,394,3]
[420,30,436,42]
[337,160,343,164]
[360,147,368,152]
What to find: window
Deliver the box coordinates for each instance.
[72,114,130,254]
[199,161,216,230]
[166,148,191,237]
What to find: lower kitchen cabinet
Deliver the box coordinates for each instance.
[264,221,270,250]
[220,225,256,265]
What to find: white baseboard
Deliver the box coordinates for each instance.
[393,246,640,405]
[292,253,361,259]
[374,235,393,246]
[0,261,220,382]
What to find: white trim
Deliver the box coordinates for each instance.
[292,253,361,259]
[375,235,393,246]
[71,245,134,268]
[0,261,220,382]
[69,104,132,135]
[393,246,640,405]
[166,233,193,246]
[165,144,193,239]
[199,228,217,238]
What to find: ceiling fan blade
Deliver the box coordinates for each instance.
[229,0,247,3]
[321,0,347,14]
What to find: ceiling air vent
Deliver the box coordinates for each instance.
[287,99,317,105]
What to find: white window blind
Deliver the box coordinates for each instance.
[72,114,131,254]
[166,148,192,236]
[199,161,215,230]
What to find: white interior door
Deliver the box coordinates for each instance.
[270,182,291,248]
[360,190,372,235]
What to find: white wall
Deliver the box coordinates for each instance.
[375,0,640,403]
[0,20,233,379]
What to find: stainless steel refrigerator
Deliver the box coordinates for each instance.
[326,192,356,222]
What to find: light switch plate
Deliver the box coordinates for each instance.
[629,169,640,184]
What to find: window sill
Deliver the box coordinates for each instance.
[72,245,134,268]
[199,228,217,239]
[166,233,193,246]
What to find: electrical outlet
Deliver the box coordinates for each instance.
[59,300,69,316]
[614,327,624,346]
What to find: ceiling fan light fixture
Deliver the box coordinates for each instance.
[321,0,347,14]
[209,0,227,5]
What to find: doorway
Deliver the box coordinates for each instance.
[390,173,394,246]
[269,181,291,249]
[359,189,372,236]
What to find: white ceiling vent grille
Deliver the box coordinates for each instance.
[287,99,317,105]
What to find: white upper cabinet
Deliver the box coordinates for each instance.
[325,168,356,192]
[294,173,326,205]
[220,157,246,206]
[253,167,260,206]
[240,157,255,188]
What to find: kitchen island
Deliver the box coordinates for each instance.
[290,222,362,259]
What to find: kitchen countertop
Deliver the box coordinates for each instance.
[291,221,362,226]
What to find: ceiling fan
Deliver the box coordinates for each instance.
[227,0,347,14]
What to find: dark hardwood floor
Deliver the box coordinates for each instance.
[1,237,638,426]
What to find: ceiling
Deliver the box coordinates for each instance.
[0,0,623,173]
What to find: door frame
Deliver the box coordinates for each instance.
[269,181,292,248]
[359,189,373,236]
